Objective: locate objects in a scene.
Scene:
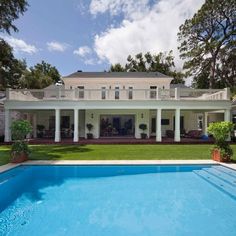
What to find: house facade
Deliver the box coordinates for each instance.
[3,72,232,142]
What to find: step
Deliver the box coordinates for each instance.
[202,168,236,187]
[213,165,236,179]
[193,170,236,200]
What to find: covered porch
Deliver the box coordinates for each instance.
[3,108,231,143]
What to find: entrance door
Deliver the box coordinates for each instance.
[113,117,120,134]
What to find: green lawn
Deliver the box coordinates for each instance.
[1,144,236,166]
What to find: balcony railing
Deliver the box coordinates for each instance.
[6,88,230,101]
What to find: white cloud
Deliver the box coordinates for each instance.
[1,36,38,54]
[90,0,150,20]
[73,46,92,57]
[91,0,204,69]
[47,41,69,52]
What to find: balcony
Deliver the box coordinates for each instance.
[6,87,230,101]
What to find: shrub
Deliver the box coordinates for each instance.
[10,120,32,158]
[86,123,93,133]
[11,120,32,141]
[139,124,147,133]
[207,121,234,157]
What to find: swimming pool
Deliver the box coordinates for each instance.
[0,164,236,236]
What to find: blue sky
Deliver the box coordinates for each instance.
[1,0,204,77]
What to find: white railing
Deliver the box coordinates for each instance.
[6,88,230,101]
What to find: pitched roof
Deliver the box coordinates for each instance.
[64,71,172,79]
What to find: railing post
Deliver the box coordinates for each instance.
[175,88,180,100]
[74,88,78,100]
[224,88,230,100]
[157,88,161,100]
[6,88,10,100]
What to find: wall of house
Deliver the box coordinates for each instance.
[34,110,85,138]
[85,109,150,139]
[149,110,200,137]
[62,77,172,101]
[0,107,23,136]
[208,113,224,123]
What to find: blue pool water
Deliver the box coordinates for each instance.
[0,165,236,236]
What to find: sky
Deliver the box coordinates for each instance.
[1,0,204,77]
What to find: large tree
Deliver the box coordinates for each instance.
[0,0,28,34]
[20,61,61,89]
[0,0,28,90]
[178,0,236,89]
[0,38,27,90]
[109,52,185,84]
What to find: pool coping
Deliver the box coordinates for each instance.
[1,160,236,174]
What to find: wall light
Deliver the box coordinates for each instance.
[91,113,94,119]
[141,113,144,119]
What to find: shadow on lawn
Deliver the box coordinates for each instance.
[0,149,10,165]
[29,144,93,160]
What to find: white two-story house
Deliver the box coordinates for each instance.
[3,71,232,142]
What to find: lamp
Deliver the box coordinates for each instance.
[91,113,94,119]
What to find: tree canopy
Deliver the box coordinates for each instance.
[0,0,28,34]
[0,39,27,90]
[20,61,61,89]
[109,52,185,84]
[178,0,236,89]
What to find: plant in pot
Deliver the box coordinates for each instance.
[139,124,147,139]
[207,121,234,162]
[10,120,32,163]
[37,124,45,138]
[86,123,94,139]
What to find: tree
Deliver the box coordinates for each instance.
[178,0,236,89]
[0,0,28,90]
[20,61,61,89]
[109,52,185,84]
[0,38,27,90]
[0,0,28,34]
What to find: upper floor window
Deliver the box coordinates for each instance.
[78,86,84,99]
[128,87,133,99]
[101,87,106,100]
[115,86,119,99]
[150,86,157,99]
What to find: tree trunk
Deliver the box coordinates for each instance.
[210,58,216,89]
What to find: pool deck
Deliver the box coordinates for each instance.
[1,160,236,174]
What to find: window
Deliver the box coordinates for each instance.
[78,86,84,99]
[101,87,106,99]
[150,86,157,99]
[128,87,133,99]
[115,86,119,99]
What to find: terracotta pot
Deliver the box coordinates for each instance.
[10,152,28,163]
[211,149,230,162]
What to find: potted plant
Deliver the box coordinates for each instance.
[207,121,234,162]
[86,123,93,139]
[37,124,45,138]
[10,120,32,163]
[139,124,147,139]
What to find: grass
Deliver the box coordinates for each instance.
[0,144,236,166]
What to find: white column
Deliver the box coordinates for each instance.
[156,109,162,142]
[203,112,208,135]
[4,109,11,142]
[55,109,61,142]
[73,109,79,142]
[174,108,181,142]
[33,114,37,138]
[224,109,231,122]
[25,113,31,139]
[224,109,231,141]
